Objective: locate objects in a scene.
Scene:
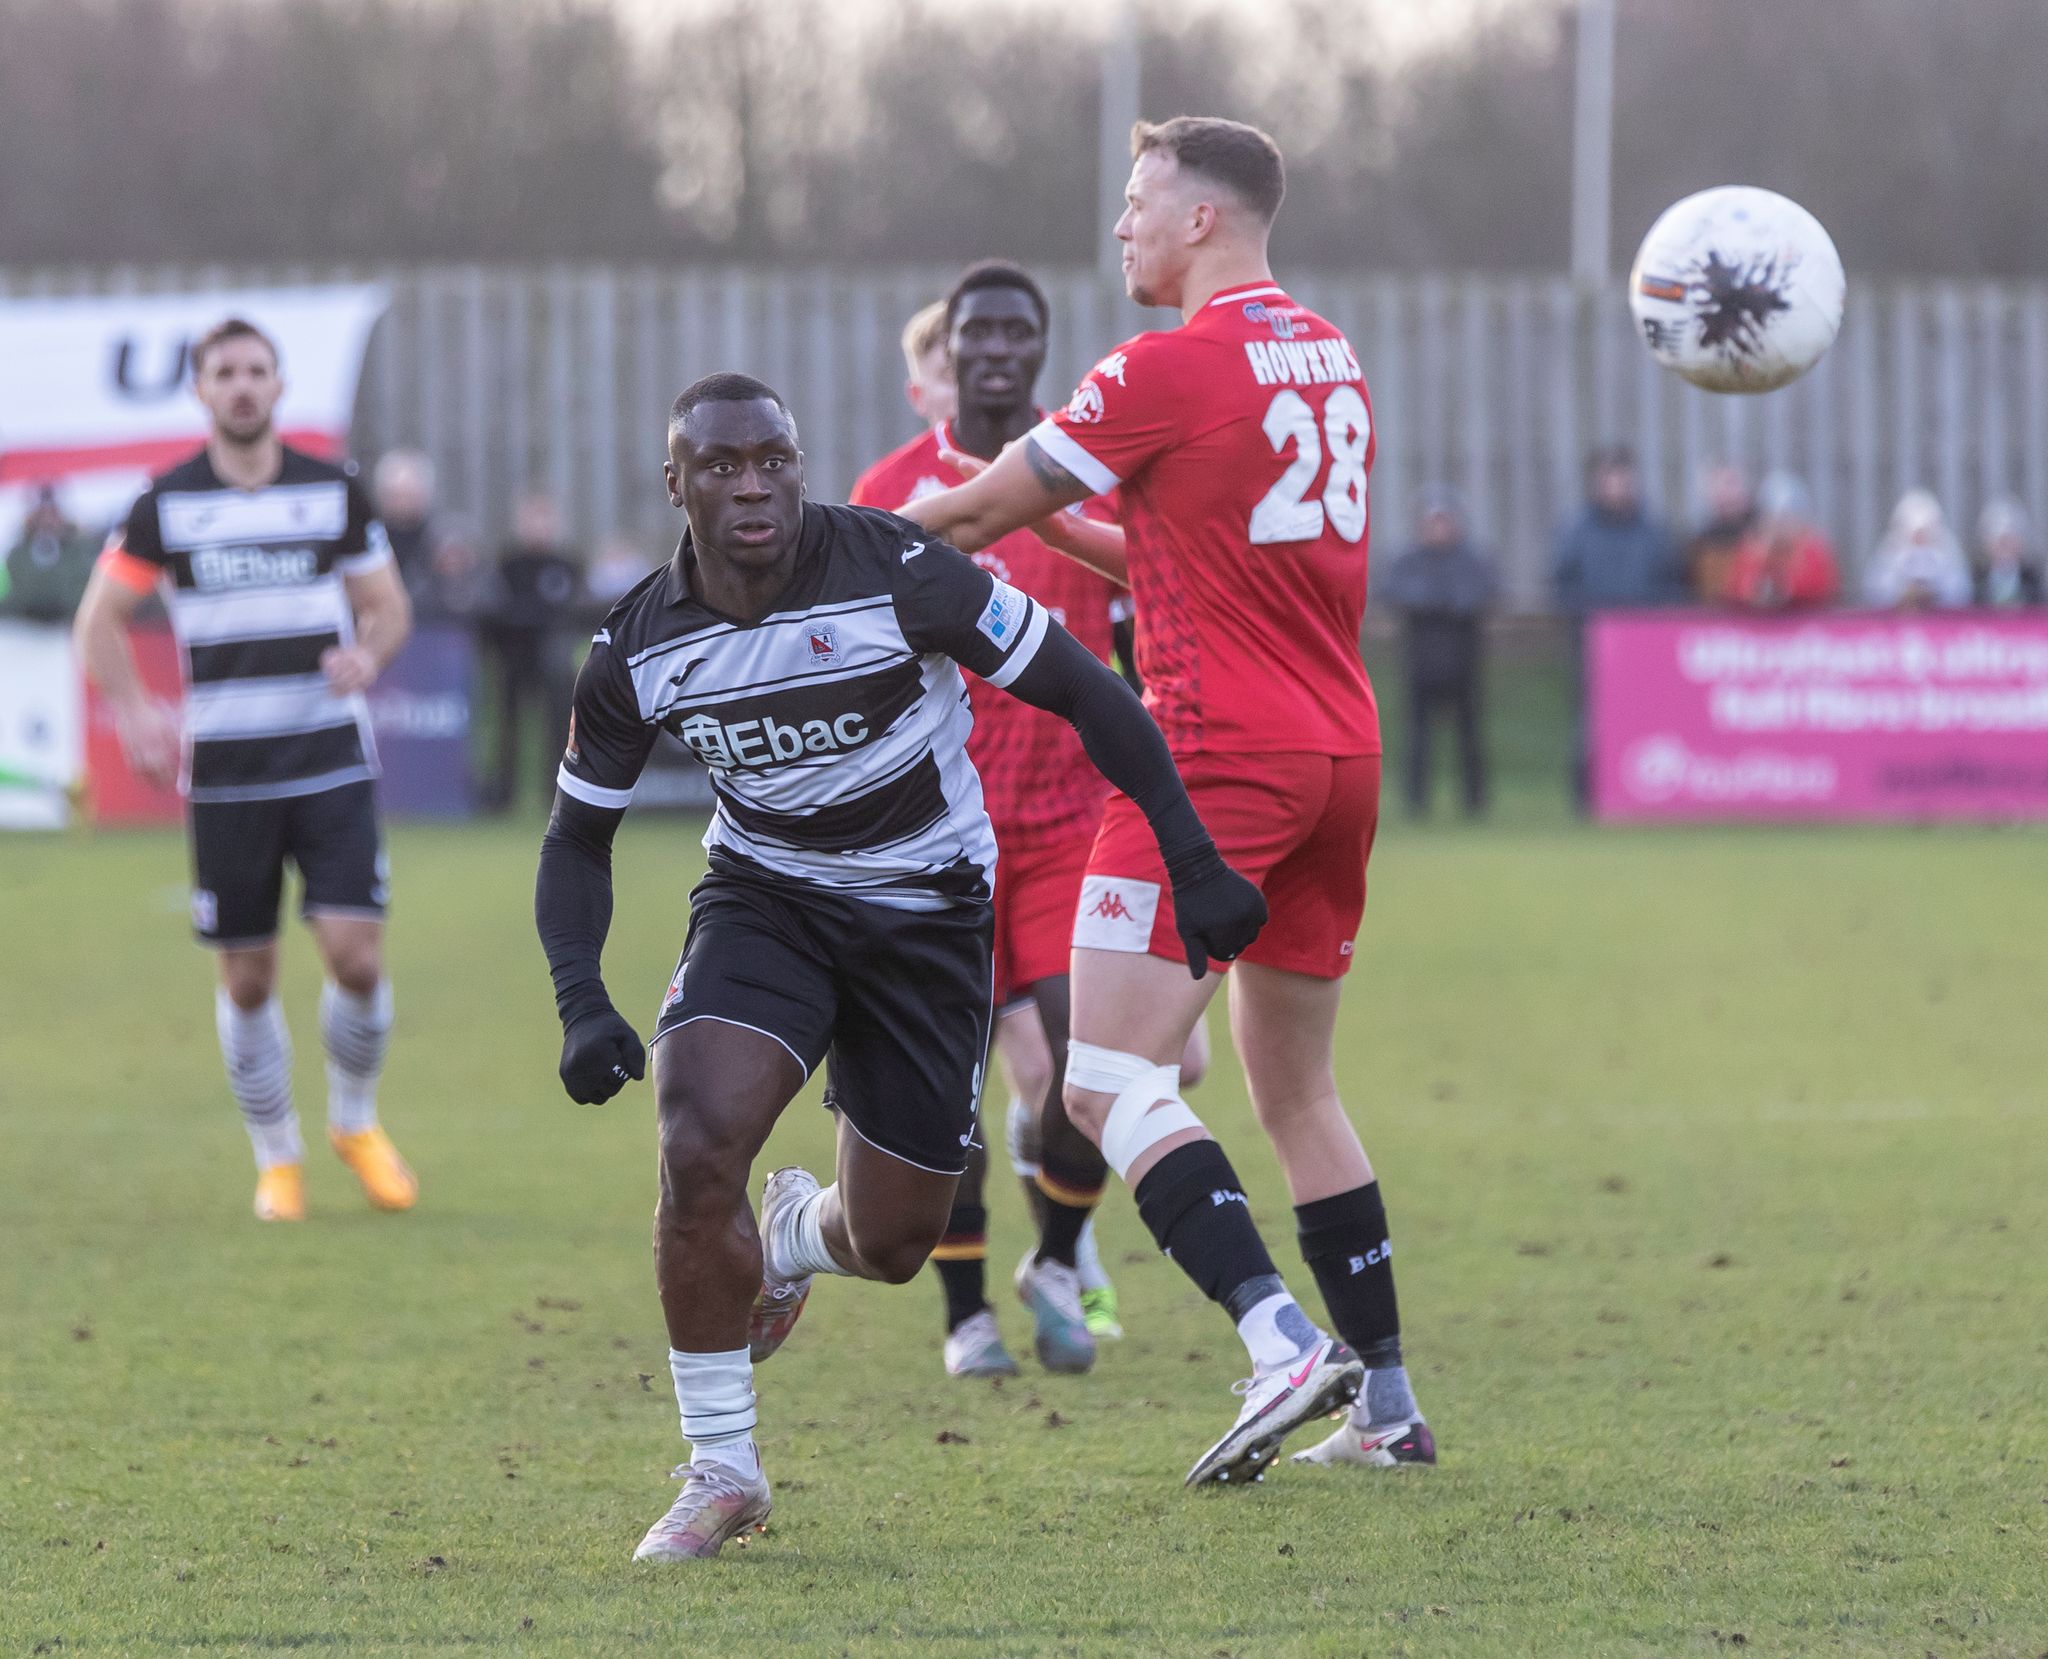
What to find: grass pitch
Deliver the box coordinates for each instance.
[3,811,2045,1656]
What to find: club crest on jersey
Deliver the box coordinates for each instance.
[1244,300,1304,340]
[1065,380,1105,424]
[807,622,842,668]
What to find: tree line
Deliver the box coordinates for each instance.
[3,0,2043,276]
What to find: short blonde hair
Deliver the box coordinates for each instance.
[900,300,949,378]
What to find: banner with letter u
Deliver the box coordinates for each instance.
[1592,612,2048,821]
[0,284,388,548]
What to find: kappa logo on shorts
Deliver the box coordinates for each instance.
[191,888,218,934]
[1072,875,1160,954]
[662,961,688,1012]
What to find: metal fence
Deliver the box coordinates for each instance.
[8,263,2046,609]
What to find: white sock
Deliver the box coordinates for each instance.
[320,979,392,1134]
[1236,1290,1320,1372]
[769,1185,853,1282]
[1074,1216,1108,1292]
[669,1347,758,1466]
[216,990,302,1170]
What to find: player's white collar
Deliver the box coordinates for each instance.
[1208,283,1287,306]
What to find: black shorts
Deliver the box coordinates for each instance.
[651,874,995,1176]
[187,780,388,948]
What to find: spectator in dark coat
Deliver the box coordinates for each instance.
[479,493,584,812]
[1380,488,1496,818]
[1552,446,1684,810]
[1552,446,1685,614]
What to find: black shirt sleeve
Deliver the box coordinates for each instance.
[338,471,394,574]
[556,629,657,809]
[119,490,169,569]
[891,533,1052,689]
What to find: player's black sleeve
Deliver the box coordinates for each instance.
[1000,624,1209,876]
[1004,624,1267,975]
[536,634,653,1024]
[890,525,1263,969]
[536,788,624,1030]
[534,635,658,1100]
[118,490,170,569]
[338,472,394,574]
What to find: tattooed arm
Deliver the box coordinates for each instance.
[926,440,1129,584]
[898,433,1092,555]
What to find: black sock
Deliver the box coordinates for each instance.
[1133,1140,1279,1311]
[1033,1151,1104,1268]
[931,1202,989,1332]
[1296,1182,1402,1367]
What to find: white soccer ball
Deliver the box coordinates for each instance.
[1628,186,1845,394]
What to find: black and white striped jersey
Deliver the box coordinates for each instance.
[117,446,391,803]
[558,502,1054,908]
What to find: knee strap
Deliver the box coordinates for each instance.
[1066,1039,1202,1180]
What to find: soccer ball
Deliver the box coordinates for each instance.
[1628,186,1845,394]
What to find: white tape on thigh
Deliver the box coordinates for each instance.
[1066,1040,1201,1180]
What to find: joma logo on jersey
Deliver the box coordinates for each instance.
[673,709,871,769]
[190,545,320,590]
[1243,336,1363,389]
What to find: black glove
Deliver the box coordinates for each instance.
[558,1004,646,1104]
[1168,849,1269,979]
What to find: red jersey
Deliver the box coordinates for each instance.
[850,423,1122,842]
[1029,281,1379,757]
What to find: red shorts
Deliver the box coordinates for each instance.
[991,826,1096,1006]
[1077,751,1380,980]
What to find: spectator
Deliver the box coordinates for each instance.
[373,449,439,595]
[0,485,99,622]
[1553,445,1684,614]
[1685,464,1755,603]
[1865,489,1972,611]
[479,493,583,812]
[1379,488,1496,818]
[587,533,655,605]
[1975,497,2042,607]
[1553,445,1683,807]
[1725,472,1840,611]
[410,517,494,628]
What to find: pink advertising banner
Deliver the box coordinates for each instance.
[1591,612,2048,821]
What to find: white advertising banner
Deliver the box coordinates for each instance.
[0,620,82,828]
[0,284,388,544]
